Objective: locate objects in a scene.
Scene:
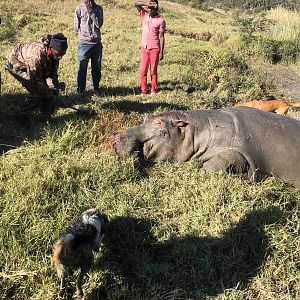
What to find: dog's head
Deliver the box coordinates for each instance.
[81,208,109,236]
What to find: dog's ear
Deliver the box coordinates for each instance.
[101,214,109,235]
[102,213,109,224]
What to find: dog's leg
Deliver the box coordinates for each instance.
[57,268,68,297]
[59,272,67,297]
[275,105,289,115]
[76,265,91,297]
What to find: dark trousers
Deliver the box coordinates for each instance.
[77,43,102,93]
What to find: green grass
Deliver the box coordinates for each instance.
[0,1,300,299]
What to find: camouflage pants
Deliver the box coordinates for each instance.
[6,66,56,119]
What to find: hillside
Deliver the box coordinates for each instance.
[172,0,300,10]
[0,1,300,299]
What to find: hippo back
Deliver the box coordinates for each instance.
[188,107,300,186]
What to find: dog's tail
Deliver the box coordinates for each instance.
[289,101,300,107]
[52,234,75,268]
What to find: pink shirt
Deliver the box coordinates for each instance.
[140,9,166,50]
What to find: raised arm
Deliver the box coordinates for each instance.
[135,1,154,12]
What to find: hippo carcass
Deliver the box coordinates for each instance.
[110,107,300,187]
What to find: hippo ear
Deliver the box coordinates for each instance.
[144,114,155,123]
[171,119,188,127]
[144,114,164,125]
[152,118,164,125]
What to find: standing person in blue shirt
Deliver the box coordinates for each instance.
[74,0,103,95]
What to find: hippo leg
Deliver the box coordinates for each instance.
[202,149,248,174]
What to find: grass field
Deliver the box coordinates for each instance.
[0,1,300,299]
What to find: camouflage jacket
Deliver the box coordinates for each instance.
[7,35,60,97]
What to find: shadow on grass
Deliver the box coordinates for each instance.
[0,93,96,155]
[0,79,188,154]
[101,100,188,115]
[99,80,188,97]
[88,207,283,299]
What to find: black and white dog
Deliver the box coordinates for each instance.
[52,208,108,297]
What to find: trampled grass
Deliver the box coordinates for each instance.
[0,1,300,299]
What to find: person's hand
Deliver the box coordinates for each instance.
[58,82,66,91]
[51,88,59,97]
[159,52,164,61]
[148,2,157,9]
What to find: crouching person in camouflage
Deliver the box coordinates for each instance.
[6,33,68,120]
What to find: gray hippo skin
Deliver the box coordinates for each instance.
[110,107,300,187]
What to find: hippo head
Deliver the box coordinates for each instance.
[110,131,142,157]
[110,113,189,161]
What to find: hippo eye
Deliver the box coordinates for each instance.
[180,131,185,140]
[160,129,167,137]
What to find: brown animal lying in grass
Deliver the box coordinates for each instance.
[234,99,300,115]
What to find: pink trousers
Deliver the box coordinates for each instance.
[140,47,160,94]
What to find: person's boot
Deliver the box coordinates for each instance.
[39,100,56,122]
[9,95,38,118]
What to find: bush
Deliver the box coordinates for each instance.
[234,14,273,38]
[231,10,300,64]
[179,49,269,106]
[0,17,16,43]
[168,0,205,9]
[0,14,35,43]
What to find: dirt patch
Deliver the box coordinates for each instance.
[257,63,300,101]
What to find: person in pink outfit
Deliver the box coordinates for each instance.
[135,0,166,94]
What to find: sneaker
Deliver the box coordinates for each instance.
[151,91,156,95]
